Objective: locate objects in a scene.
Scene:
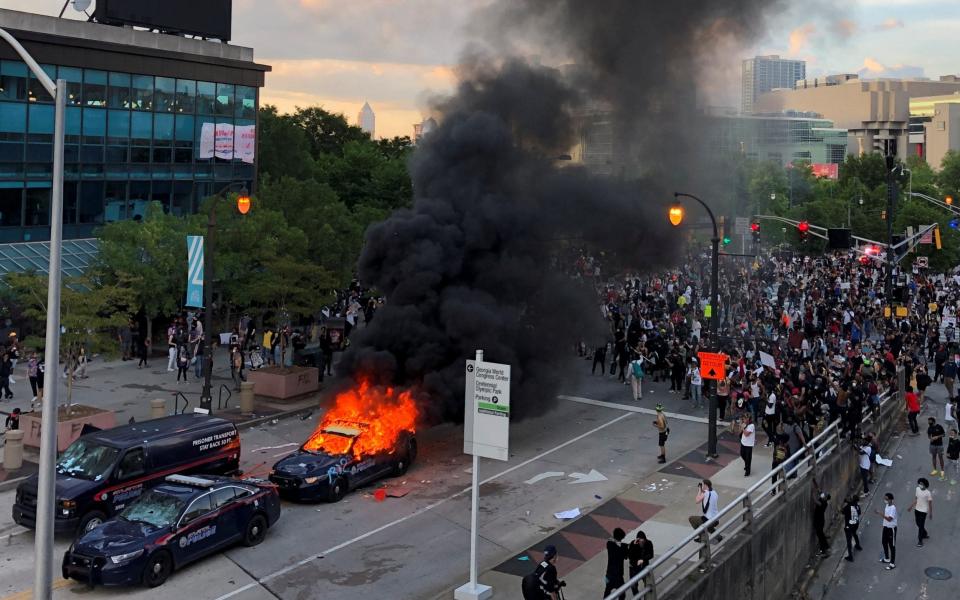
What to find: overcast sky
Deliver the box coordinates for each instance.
[7,0,959,138]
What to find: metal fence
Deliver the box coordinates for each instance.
[604,388,901,600]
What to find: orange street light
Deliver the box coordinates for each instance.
[946,195,954,206]
[668,205,685,227]
[237,194,251,215]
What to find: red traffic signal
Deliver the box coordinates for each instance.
[750,222,760,233]
[797,221,810,233]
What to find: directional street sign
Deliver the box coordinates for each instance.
[698,351,727,380]
[464,359,511,461]
[734,217,750,235]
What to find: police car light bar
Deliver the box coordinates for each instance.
[165,474,217,487]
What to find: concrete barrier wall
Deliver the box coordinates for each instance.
[664,392,904,600]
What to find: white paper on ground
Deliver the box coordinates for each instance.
[554,508,581,520]
[876,455,893,467]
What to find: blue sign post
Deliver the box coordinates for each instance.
[186,235,204,307]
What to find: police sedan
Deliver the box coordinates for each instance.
[62,474,281,588]
[269,424,417,502]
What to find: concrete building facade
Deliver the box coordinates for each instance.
[741,55,806,114]
[909,93,960,168]
[754,77,960,160]
[0,8,270,243]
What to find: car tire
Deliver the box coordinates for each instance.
[77,510,107,535]
[243,514,268,547]
[328,477,347,502]
[141,551,173,588]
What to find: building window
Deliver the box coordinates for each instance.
[108,72,131,109]
[155,77,175,113]
[215,83,234,117]
[175,79,195,113]
[0,61,28,101]
[131,112,152,145]
[25,187,50,226]
[0,187,22,226]
[63,181,78,225]
[197,81,216,115]
[104,181,127,222]
[83,70,107,107]
[172,181,192,216]
[131,75,153,111]
[82,108,106,143]
[0,102,26,162]
[79,181,104,224]
[59,67,83,107]
[27,64,55,104]
[236,86,256,119]
[107,109,129,141]
[151,180,171,210]
[129,181,149,219]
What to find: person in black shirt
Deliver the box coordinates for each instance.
[4,406,20,430]
[841,494,863,561]
[604,527,629,599]
[521,544,562,600]
[928,417,946,478]
[812,478,830,555]
[628,530,654,596]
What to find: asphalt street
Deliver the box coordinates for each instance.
[0,356,715,600]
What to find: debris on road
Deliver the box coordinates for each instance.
[554,508,581,520]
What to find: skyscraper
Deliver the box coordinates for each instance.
[741,55,806,114]
[358,102,376,138]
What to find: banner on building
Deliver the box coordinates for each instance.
[198,122,256,163]
[186,235,204,308]
[810,163,839,179]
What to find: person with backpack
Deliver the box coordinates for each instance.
[628,354,644,401]
[521,544,562,600]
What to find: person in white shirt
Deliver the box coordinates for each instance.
[739,414,755,476]
[688,479,722,543]
[857,437,873,494]
[875,493,898,569]
[689,360,703,409]
[907,478,933,547]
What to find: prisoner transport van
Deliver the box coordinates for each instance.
[13,414,240,535]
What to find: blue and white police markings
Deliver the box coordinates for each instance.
[180,525,217,548]
[349,458,375,475]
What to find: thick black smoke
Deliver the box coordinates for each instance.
[338,1,790,422]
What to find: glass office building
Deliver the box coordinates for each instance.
[0,9,270,243]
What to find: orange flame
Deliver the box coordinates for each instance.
[303,378,418,460]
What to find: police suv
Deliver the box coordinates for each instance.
[13,414,240,535]
[62,474,281,587]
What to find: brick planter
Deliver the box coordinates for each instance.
[21,405,116,452]
[247,366,319,399]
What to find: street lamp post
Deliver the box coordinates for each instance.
[0,26,66,600]
[199,183,250,412]
[672,192,720,458]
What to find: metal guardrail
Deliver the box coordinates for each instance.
[605,388,900,600]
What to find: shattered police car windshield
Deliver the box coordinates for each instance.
[119,489,185,529]
[56,440,120,481]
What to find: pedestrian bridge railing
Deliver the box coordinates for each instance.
[604,387,901,600]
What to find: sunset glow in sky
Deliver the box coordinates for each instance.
[6,0,959,138]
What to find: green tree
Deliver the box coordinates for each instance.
[290,106,370,158]
[937,150,960,200]
[94,202,196,341]
[258,105,314,181]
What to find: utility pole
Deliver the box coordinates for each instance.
[885,155,897,304]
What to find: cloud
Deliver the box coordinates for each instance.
[831,19,858,39]
[877,18,905,30]
[858,57,924,79]
[788,24,816,56]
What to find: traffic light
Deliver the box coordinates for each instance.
[722,236,732,246]
[751,222,760,244]
[798,220,809,243]
[881,210,887,220]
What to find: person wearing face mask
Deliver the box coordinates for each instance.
[907,477,933,547]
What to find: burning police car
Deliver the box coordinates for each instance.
[269,422,417,502]
[62,474,281,588]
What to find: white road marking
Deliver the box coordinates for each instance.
[524,471,565,485]
[212,411,633,600]
[250,442,299,453]
[568,469,607,484]
[558,394,730,425]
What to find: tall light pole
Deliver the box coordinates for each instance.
[199,183,250,412]
[671,192,720,458]
[0,26,66,600]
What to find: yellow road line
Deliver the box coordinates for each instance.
[1,578,73,600]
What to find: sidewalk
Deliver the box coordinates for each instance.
[807,382,959,600]
[479,428,772,598]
